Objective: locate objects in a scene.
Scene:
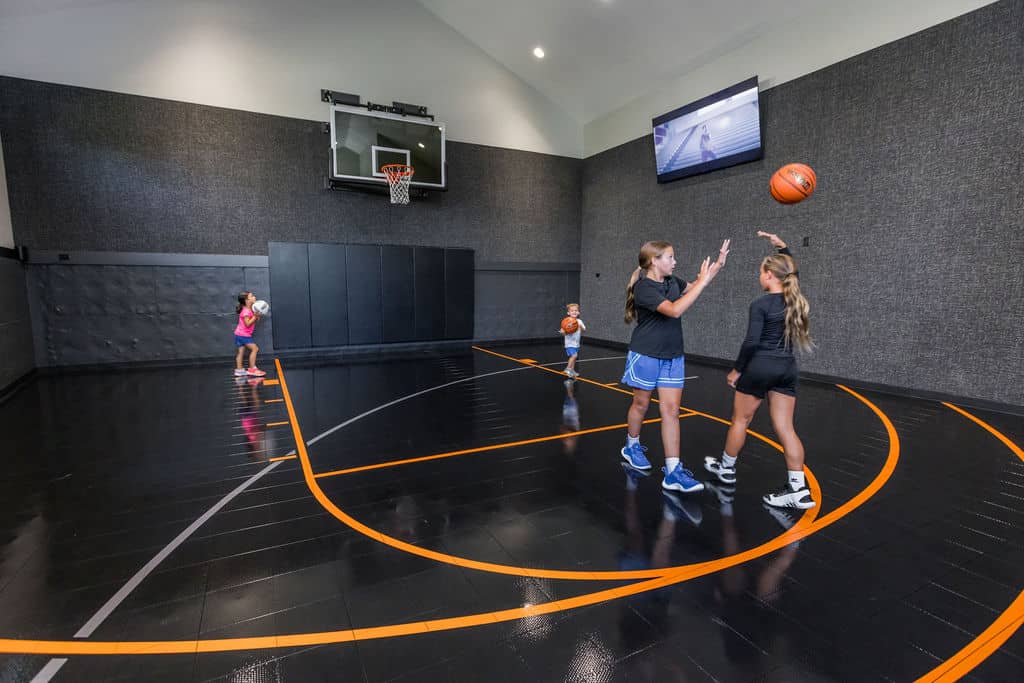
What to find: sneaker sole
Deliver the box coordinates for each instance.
[661,479,705,493]
[620,448,652,470]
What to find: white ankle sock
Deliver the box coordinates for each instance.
[788,470,806,490]
[665,457,680,472]
[626,434,640,448]
[722,452,737,468]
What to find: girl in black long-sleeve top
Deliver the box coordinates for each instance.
[704,231,816,510]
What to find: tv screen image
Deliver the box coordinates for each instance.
[330,104,447,190]
[653,77,762,183]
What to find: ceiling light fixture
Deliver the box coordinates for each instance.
[533,46,545,59]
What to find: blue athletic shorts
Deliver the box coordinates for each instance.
[235,335,255,347]
[565,347,579,358]
[621,351,685,390]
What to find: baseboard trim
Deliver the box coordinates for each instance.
[584,337,1023,417]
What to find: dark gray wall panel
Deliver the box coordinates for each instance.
[474,269,579,340]
[0,77,581,264]
[308,243,349,347]
[580,2,1024,406]
[24,263,272,366]
[0,257,34,390]
[346,245,382,345]
[268,242,311,350]
[413,247,445,341]
[381,246,415,343]
[444,249,474,339]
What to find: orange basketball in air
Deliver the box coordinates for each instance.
[770,163,817,204]
[561,317,579,334]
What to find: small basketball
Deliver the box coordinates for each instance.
[253,300,270,316]
[770,163,817,204]
[561,317,579,334]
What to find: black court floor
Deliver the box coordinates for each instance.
[1,342,1022,682]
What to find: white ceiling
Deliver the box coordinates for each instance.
[417,0,829,123]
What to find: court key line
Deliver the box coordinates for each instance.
[0,373,900,656]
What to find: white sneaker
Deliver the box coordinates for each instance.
[763,485,816,509]
[233,368,247,376]
[704,456,737,484]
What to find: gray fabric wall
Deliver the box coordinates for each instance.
[0,256,34,390]
[0,77,581,365]
[581,1,1023,407]
[25,262,272,367]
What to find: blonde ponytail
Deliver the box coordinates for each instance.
[624,267,643,323]
[762,254,814,353]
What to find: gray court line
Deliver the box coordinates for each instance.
[32,352,626,680]
[305,354,626,447]
[31,460,283,683]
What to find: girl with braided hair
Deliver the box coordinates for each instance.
[704,231,816,509]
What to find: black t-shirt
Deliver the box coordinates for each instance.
[629,275,689,359]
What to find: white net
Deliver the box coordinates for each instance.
[382,164,415,205]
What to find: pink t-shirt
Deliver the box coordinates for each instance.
[235,307,256,337]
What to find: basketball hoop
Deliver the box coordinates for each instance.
[381,164,415,204]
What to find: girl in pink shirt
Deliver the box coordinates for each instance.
[234,291,266,376]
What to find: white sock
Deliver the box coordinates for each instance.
[665,457,680,472]
[722,452,737,468]
[626,434,640,448]
[788,470,806,491]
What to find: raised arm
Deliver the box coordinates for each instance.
[657,239,731,318]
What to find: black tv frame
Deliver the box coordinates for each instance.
[652,76,762,184]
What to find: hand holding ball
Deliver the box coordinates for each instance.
[253,300,270,316]
[561,317,579,334]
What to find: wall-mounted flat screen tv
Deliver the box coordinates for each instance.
[653,76,762,183]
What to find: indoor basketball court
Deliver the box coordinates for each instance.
[0,1,1021,682]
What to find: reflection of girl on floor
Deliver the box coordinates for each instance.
[560,378,580,455]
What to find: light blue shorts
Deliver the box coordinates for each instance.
[565,347,579,358]
[621,351,685,390]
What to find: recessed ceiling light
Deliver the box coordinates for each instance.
[533,46,545,59]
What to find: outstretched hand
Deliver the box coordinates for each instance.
[710,238,731,274]
[757,230,787,249]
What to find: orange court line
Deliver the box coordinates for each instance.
[283,357,819,580]
[519,358,537,364]
[269,455,298,462]
[314,418,668,478]
[266,421,289,427]
[915,403,1024,682]
[0,362,904,657]
[262,379,280,385]
[264,399,283,403]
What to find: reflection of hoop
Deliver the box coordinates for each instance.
[381,164,415,205]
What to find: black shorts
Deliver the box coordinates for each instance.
[735,354,798,399]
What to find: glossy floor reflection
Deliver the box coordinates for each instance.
[0,343,1021,681]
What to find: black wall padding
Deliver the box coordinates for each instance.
[308,243,349,347]
[381,246,415,343]
[345,245,383,345]
[444,249,474,339]
[413,247,445,341]
[268,242,311,350]
[270,241,474,349]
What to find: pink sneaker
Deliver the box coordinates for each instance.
[247,367,267,377]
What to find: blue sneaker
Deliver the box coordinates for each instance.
[620,443,651,470]
[661,463,705,493]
